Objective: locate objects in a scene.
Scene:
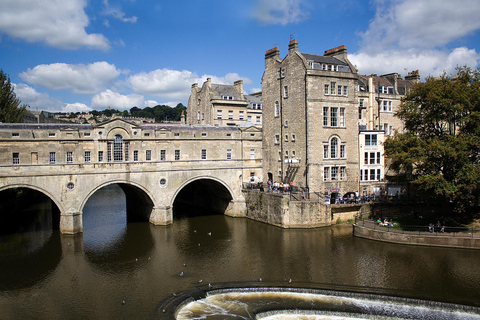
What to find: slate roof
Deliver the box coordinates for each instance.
[301,53,348,66]
[210,84,242,100]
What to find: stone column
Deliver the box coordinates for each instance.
[224,200,247,218]
[149,206,173,225]
[60,208,83,234]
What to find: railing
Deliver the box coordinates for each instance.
[355,218,480,238]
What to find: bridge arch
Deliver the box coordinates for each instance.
[80,180,156,222]
[0,184,63,213]
[171,175,234,218]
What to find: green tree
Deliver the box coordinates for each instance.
[384,67,480,216]
[0,69,26,123]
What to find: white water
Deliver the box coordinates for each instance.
[176,290,480,320]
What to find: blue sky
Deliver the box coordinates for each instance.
[1,0,479,113]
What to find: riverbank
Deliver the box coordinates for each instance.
[353,220,480,250]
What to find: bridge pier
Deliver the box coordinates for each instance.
[149,206,173,225]
[224,200,247,218]
[60,209,83,234]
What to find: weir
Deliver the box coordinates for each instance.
[159,285,480,319]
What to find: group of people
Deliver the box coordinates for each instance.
[266,180,293,193]
[377,218,394,227]
[429,221,445,233]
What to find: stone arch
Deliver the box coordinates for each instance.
[0,183,63,213]
[80,180,156,222]
[171,175,234,218]
[106,127,131,140]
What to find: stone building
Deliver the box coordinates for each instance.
[262,40,360,201]
[187,78,262,127]
[357,71,419,197]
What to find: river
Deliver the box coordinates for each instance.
[1,184,480,319]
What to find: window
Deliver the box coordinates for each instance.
[284,120,288,127]
[98,151,103,162]
[330,82,336,95]
[160,150,166,161]
[226,133,232,137]
[323,145,329,159]
[377,152,381,164]
[84,132,90,137]
[197,111,200,121]
[292,150,296,158]
[113,134,123,161]
[340,145,345,158]
[384,123,389,134]
[256,116,261,124]
[12,153,19,165]
[144,133,150,137]
[201,132,207,137]
[364,152,368,164]
[48,133,55,137]
[202,113,205,120]
[239,111,244,120]
[250,149,255,160]
[247,115,252,122]
[330,107,338,127]
[227,149,232,160]
[67,151,73,163]
[278,152,282,161]
[275,135,280,144]
[337,85,342,95]
[330,137,338,158]
[340,167,346,180]
[146,150,152,161]
[364,169,368,181]
[331,167,338,180]
[339,108,345,127]
[324,167,330,181]
[359,99,364,120]
[12,133,19,137]
[370,169,376,181]
[133,150,138,162]
[175,150,180,161]
[49,152,56,164]
[201,149,206,160]
[274,101,279,117]
[283,86,288,98]
[107,142,112,161]
[365,134,377,146]
[228,110,233,120]
[174,133,180,137]
[124,141,129,161]
[323,107,329,126]
[217,110,222,119]
[370,152,375,164]
[285,151,288,159]
[343,86,348,96]
[292,134,296,142]
[388,101,392,112]
[285,135,288,142]
[84,151,91,163]
[324,84,329,95]
[377,169,381,181]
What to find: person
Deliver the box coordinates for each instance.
[428,223,434,233]
[267,180,271,192]
[301,188,306,200]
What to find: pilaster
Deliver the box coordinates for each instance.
[149,206,173,225]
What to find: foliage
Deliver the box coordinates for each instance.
[384,67,480,215]
[0,69,26,123]
[130,103,186,122]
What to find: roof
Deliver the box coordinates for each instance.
[211,84,242,100]
[301,53,348,66]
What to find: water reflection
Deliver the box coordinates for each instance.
[0,188,480,319]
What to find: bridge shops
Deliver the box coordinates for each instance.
[0,119,263,234]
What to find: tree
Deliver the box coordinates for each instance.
[384,67,480,216]
[0,69,26,123]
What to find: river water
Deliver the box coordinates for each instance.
[1,185,480,319]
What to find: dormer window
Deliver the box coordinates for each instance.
[222,96,234,100]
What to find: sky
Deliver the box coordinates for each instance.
[1,0,480,113]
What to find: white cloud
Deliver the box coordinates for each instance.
[20,62,122,94]
[102,0,138,23]
[13,83,66,111]
[0,0,109,50]
[351,0,480,78]
[145,100,159,107]
[252,0,310,25]
[64,103,92,113]
[359,0,480,52]
[128,69,252,101]
[91,89,144,110]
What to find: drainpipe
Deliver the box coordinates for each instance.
[304,72,309,191]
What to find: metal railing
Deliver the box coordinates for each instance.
[355,218,479,238]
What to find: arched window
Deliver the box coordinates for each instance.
[113,134,123,161]
[330,137,338,159]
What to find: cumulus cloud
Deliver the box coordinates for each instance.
[252,0,310,25]
[13,83,66,111]
[91,89,144,110]
[20,62,122,94]
[351,0,480,77]
[0,0,109,50]
[64,103,92,113]
[127,69,252,101]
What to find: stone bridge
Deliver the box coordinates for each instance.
[0,119,263,234]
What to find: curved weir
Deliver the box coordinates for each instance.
[158,285,480,319]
